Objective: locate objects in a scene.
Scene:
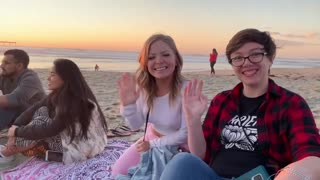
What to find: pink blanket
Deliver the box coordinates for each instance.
[0,139,130,180]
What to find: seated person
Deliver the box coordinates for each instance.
[160,28,320,180]
[112,34,188,177]
[0,49,45,130]
[0,59,108,164]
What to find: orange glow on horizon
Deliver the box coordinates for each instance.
[1,28,319,58]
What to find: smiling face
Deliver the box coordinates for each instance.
[147,40,177,80]
[47,67,64,91]
[230,42,272,88]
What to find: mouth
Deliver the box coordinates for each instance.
[242,69,258,77]
[154,66,168,71]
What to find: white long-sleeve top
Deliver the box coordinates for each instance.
[120,84,188,148]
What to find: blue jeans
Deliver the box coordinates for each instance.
[160,153,228,180]
[0,107,16,130]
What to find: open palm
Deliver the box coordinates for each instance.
[183,79,208,121]
[118,73,139,106]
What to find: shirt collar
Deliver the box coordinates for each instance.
[231,79,281,100]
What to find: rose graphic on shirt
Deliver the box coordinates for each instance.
[221,115,258,151]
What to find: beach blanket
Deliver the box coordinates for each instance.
[0,139,130,180]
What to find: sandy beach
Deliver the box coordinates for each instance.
[32,67,320,142]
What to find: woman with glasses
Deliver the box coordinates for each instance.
[160,28,320,179]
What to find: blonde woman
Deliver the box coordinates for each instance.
[112,34,188,176]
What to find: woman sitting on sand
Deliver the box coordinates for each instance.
[0,59,108,164]
[112,34,188,177]
[160,28,320,180]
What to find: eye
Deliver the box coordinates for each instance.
[250,52,263,58]
[232,56,243,61]
[162,53,170,57]
[148,56,155,60]
[50,72,56,77]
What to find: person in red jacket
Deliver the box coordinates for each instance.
[209,48,218,75]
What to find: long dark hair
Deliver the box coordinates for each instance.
[47,59,107,142]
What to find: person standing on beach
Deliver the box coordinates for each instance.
[209,48,218,75]
[0,59,108,165]
[112,34,188,177]
[94,64,99,71]
[0,49,45,130]
[160,29,320,179]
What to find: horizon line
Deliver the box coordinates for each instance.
[0,44,319,61]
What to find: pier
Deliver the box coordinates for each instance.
[0,41,16,46]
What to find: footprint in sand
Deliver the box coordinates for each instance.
[292,76,304,80]
[112,102,120,106]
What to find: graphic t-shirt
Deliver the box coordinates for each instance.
[211,93,266,178]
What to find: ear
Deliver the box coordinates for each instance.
[16,63,24,71]
[270,56,275,64]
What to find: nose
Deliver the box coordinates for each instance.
[155,55,163,63]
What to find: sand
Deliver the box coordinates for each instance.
[33,67,320,142]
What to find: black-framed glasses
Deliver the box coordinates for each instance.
[230,52,267,67]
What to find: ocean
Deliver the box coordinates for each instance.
[1,46,320,72]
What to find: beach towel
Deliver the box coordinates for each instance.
[0,139,130,180]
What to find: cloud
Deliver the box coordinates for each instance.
[307,32,319,39]
[271,32,320,40]
[261,26,272,30]
[275,39,320,47]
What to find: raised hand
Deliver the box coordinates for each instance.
[183,79,208,123]
[118,73,140,106]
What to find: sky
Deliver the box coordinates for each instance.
[0,0,319,59]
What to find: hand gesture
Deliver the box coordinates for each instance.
[118,73,139,106]
[7,125,17,150]
[135,139,150,152]
[183,79,208,123]
[8,125,18,137]
[7,137,17,151]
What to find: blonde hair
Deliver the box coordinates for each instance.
[136,34,184,110]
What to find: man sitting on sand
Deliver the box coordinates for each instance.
[0,49,46,130]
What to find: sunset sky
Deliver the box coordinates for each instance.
[0,0,319,59]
